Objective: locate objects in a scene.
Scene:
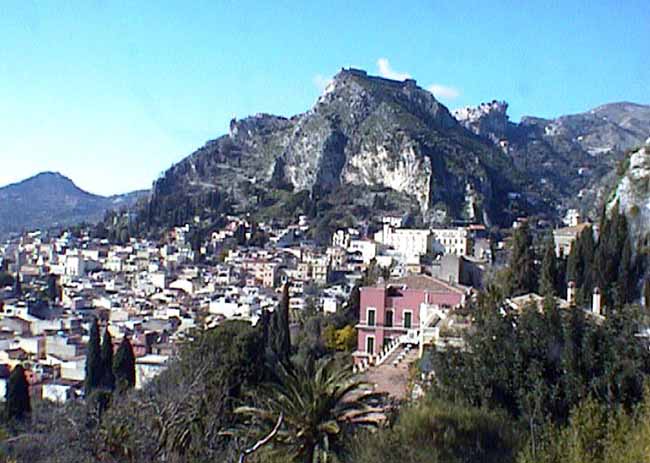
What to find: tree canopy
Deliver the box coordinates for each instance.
[5,364,31,421]
[84,318,103,395]
[113,337,136,393]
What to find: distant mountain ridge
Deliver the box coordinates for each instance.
[0,172,148,237]
[454,101,650,215]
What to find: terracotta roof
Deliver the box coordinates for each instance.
[388,274,465,294]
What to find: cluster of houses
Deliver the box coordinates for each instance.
[0,208,597,403]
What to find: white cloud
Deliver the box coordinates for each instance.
[376,58,411,81]
[313,74,333,92]
[427,83,461,100]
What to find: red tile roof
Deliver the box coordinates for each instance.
[388,274,466,294]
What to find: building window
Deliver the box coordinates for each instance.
[385,310,393,327]
[366,336,375,354]
[367,308,376,326]
[404,311,412,329]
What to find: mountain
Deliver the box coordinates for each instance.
[144,69,525,235]
[454,101,650,216]
[0,172,148,238]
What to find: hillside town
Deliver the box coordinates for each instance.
[0,207,598,405]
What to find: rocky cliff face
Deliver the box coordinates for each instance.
[453,101,511,145]
[149,69,519,229]
[609,141,650,246]
[275,69,472,214]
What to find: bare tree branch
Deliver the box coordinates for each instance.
[238,412,283,463]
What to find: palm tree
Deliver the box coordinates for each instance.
[234,357,383,463]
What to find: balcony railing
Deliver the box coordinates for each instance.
[356,322,409,330]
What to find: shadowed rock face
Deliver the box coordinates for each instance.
[0,172,147,237]
[148,68,518,227]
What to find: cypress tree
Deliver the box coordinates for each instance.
[605,207,624,284]
[13,273,22,297]
[556,253,567,298]
[345,285,361,325]
[114,337,136,392]
[269,284,292,363]
[47,273,60,303]
[566,240,579,285]
[593,204,633,306]
[617,236,634,305]
[578,227,595,303]
[280,283,291,361]
[101,329,115,390]
[269,309,282,357]
[539,237,558,297]
[85,318,103,395]
[509,221,537,296]
[5,364,30,420]
[594,207,613,292]
[260,308,271,351]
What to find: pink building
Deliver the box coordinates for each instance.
[353,275,468,365]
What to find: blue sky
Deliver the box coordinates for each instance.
[1,1,648,195]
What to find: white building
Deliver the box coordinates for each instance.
[65,255,86,277]
[42,382,74,403]
[321,297,338,314]
[430,227,471,256]
[564,209,581,227]
[208,290,260,321]
[60,356,86,381]
[332,228,360,249]
[553,223,591,257]
[348,240,377,264]
[169,279,195,295]
[46,335,83,360]
[135,354,168,389]
[382,215,405,228]
[374,224,432,260]
[151,272,167,290]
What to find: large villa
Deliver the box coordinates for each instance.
[353,274,470,366]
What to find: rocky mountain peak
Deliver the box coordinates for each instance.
[453,101,510,143]
[315,68,457,131]
[146,68,518,229]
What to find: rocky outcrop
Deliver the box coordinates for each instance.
[342,136,432,212]
[609,143,650,245]
[274,68,464,208]
[453,101,511,144]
